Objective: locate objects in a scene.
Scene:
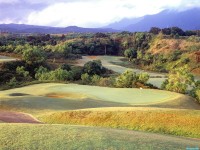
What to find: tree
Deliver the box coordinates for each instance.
[149,27,161,34]
[171,27,185,36]
[100,38,111,55]
[22,46,45,65]
[124,48,137,61]
[115,70,136,88]
[83,60,103,75]
[162,65,194,93]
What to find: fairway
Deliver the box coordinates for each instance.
[77,56,167,87]
[0,124,199,150]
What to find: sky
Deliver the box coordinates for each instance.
[0,0,200,27]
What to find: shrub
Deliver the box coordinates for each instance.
[81,73,91,84]
[83,60,103,75]
[91,75,101,85]
[22,46,46,65]
[115,70,136,88]
[7,77,17,87]
[162,66,194,94]
[98,77,114,87]
[16,66,30,78]
[137,73,150,84]
[124,48,137,61]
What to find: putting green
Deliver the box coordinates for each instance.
[0,83,180,105]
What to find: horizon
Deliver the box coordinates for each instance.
[0,0,200,28]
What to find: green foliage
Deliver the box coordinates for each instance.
[162,66,194,93]
[91,75,101,85]
[190,80,200,103]
[70,67,83,80]
[60,64,71,71]
[115,70,136,88]
[49,68,72,81]
[124,48,137,61]
[138,73,150,84]
[83,60,104,75]
[16,66,30,78]
[7,77,17,87]
[22,46,46,65]
[115,70,151,88]
[81,73,91,84]
[35,66,49,81]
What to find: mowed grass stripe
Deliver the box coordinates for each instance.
[39,107,200,139]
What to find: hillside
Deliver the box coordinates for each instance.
[106,8,200,31]
[147,36,200,75]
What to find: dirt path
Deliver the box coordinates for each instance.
[0,111,41,123]
[0,55,18,63]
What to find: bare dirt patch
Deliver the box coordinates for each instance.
[46,92,87,99]
[88,56,97,59]
[0,111,41,123]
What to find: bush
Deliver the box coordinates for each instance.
[137,73,150,84]
[115,70,136,88]
[91,75,101,85]
[7,77,17,87]
[81,73,91,84]
[16,66,30,78]
[124,48,137,61]
[83,60,104,75]
[195,90,200,103]
[22,46,46,65]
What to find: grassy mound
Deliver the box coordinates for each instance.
[39,107,200,139]
[0,124,199,150]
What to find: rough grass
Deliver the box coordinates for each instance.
[0,124,199,150]
[39,107,200,139]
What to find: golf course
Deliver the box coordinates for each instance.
[0,54,200,149]
[0,82,200,149]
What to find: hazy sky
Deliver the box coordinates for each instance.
[0,0,199,27]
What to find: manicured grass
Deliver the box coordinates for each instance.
[39,107,200,139]
[0,124,199,150]
[0,83,196,117]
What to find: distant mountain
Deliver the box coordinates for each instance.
[105,17,143,30]
[0,24,118,34]
[107,8,200,32]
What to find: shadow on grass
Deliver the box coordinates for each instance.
[0,96,131,112]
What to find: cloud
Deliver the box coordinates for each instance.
[1,0,200,27]
[26,0,184,27]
